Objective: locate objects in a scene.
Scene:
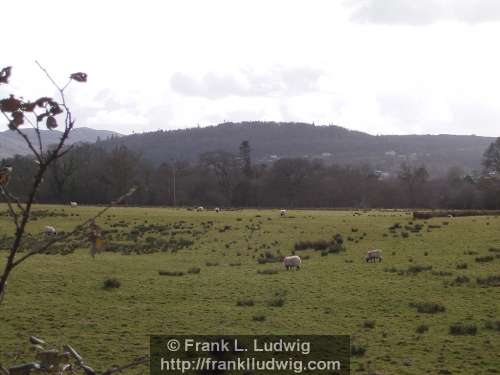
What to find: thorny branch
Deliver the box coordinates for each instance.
[12,186,137,267]
[0,62,84,304]
[0,337,149,375]
[0,64,146,375]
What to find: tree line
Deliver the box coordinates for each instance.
[1,138,500,209]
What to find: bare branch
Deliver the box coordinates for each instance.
[1,186,25,213]
[100,356,149,375]
[35,60,63,92]
[0,112,42,162]
[15,128,43,162]
[61,78,73,92]
[0,186,21,229]
[0,62,90,304]
[12,187,137,267]
[57,144,75,159]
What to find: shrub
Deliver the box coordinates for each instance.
[252,314,266,322]
[205,261,219,267]
[405,265,433,275]
[294,235,344,253]
[389,223,401,230]
[409,302,445,314]
[102,277,121,289]
[456,263,468,270]
[257,251,282,264]
[229,262,242,267]
[384,267,399,273]
[416,324,429,334]
[488,247,500,253]
[484,320,500,331]
[237,299,255,307]
[477,275,500,287]
[158,270,184,276]
[257,269,279,275]
[363,320,376,329]
[475,255,494,263]
[350,345,366,357]
[454,275,470,284]
[268,297,286,307]
[187,267,201,274]
[464,250,478,255]
[401,232,409,238]
[449,323,477,335]
[431,271,452,277]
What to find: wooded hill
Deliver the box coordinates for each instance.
[99,121,495,175]
[0,127,120,159]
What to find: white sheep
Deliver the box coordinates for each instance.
[280,209,287,217]
[365,249,382,263]
[70,201,78,207]
[196,206,204,212]
[215,207,221,213]
[283,255,301,270]
[44,226,57,237]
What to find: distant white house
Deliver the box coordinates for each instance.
[374,170,391,180]
[384,150,396,157]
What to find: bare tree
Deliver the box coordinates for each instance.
[0,63,89,302]
[0,65,145,373]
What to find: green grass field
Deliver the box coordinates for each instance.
[0,205,499,374]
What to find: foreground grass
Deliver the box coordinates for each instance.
[0,205,499,374]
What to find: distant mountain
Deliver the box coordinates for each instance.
[0,127,121,159]
[99,121,496,176]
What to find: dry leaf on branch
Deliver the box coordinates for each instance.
[0,66,11,84]
[70,72,87,82]
[46,116,58,130]
[0,95,22,113]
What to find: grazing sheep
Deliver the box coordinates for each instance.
[215,207,221,213]
[365,249,382,263]
[44,226,57,236]
[280,209,287,217]
[196,206,204,212]
[70,201,78,207]
[283,255,301,270]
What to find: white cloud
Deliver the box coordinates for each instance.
[345,0,500,25]
[1,0,500,137]
[170,67,324,99]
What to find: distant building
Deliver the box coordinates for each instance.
[373,170,391,180]
[384,150,396,157]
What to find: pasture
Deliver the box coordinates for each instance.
[0,205,499,374]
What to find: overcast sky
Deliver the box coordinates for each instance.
[2,0,500,136]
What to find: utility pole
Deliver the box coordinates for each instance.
[172,158,176,207]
